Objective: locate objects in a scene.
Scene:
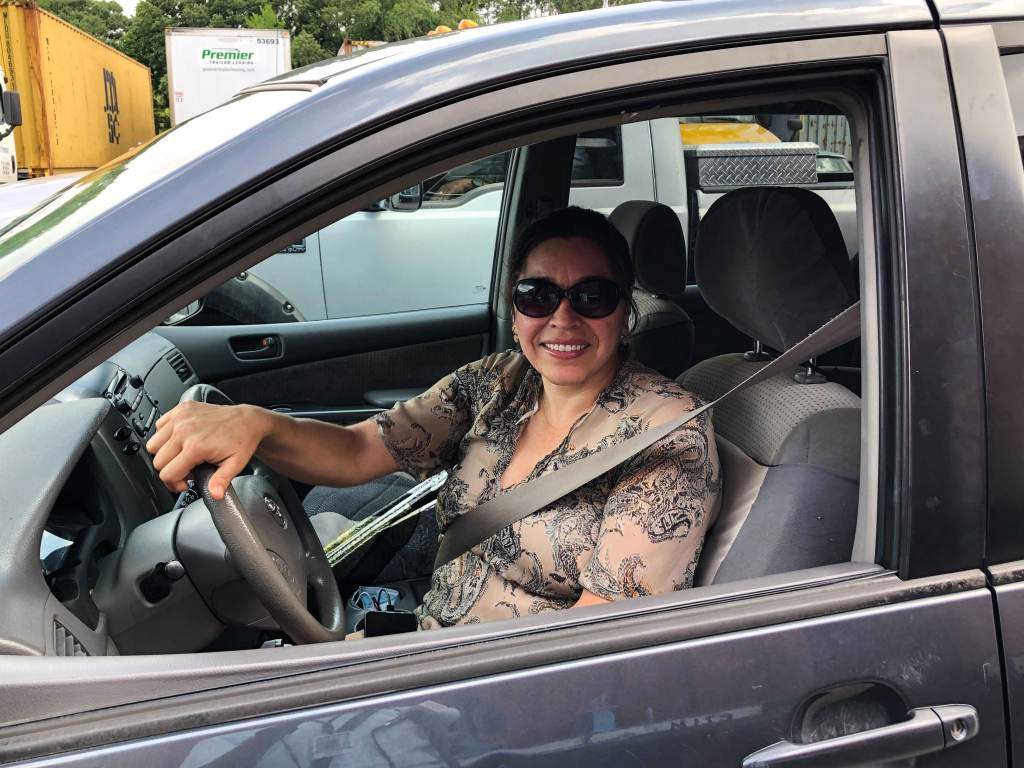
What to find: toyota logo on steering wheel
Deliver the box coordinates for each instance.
[263,494,286,528]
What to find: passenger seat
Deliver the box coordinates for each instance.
[680,187,861,585]
[610,201,694,378]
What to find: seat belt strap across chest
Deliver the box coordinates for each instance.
[434,301,862,568]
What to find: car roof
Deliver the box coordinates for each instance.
[0,0,939,345]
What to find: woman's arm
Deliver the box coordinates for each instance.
[148,356,486,501]
[146,401,398,499]
[574,590,611,608]
[578,421,721,601]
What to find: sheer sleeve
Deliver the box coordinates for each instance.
[578,410,721,599]
[373,365,476,481]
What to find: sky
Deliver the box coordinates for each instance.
[121,0,138,16]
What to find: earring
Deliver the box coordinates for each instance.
[512,325,520,345]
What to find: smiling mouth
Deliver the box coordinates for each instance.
[541,342,589,353]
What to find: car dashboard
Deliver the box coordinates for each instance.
[0,332,202,656]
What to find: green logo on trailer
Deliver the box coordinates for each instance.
[201,49,255,61]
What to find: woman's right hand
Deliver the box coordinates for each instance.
[146,401,272,499]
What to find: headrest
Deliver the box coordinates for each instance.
[695,187,855,352]
[609,201,687,297]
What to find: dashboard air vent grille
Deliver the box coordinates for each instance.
[165,350,192,383]
[53,620,89,656]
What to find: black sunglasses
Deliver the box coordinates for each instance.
[513,277,623,319]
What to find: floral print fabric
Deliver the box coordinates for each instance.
[374,351,721,629]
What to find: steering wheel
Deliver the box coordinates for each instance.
[180,384,345,643]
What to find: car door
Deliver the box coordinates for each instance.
[941,13,1024,767]
[0,4,1010,767]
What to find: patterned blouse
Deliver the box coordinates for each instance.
[374,351,721,629]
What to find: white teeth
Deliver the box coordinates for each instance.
[543,343,587,352]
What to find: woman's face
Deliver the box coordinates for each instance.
[514,236,629,392]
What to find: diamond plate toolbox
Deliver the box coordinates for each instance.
[683,142,818,188]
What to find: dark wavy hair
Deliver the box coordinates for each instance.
[508,206,638,334]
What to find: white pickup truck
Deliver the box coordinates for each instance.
[240,117,857,323]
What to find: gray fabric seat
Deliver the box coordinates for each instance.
[610,201,694,378]
[680,186,861,586]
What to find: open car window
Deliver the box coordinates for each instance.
[16,91,867,658]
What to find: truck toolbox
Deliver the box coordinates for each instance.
[0,0,155,177]
[684,141,819,189]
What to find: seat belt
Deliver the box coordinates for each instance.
[434,300,862,568]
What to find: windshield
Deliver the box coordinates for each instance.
[0,90,307,282]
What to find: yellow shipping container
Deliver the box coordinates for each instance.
[0,0,154,176]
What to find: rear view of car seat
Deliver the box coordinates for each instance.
[611,200,694,378]
[681,187,861,585]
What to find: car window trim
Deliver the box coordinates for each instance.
[944,25,1024,565]
[885,30,988,579]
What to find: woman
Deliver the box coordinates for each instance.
[147,206,721,630]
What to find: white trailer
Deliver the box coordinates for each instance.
[165,28,291,126]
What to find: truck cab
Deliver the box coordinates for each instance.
[0,65,21,184]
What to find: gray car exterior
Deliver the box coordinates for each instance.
[0,0,1023,766]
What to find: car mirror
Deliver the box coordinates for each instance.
[0,90,21,139]
[162,299,203,325]
[388,183,423,211]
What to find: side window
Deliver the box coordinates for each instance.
[422,152,511,204]
[184,150,511,325]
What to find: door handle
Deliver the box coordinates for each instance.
[230,334,282,361]
[743,705,978,768]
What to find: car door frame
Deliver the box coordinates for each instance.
[943,16,1024,767]
[0,21,1004,768]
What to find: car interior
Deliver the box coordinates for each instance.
[0,96,870,657]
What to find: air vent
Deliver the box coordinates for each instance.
[53,620,89,656]
[164,350,192,383]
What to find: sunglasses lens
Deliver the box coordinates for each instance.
[570,279,621,318]
[514,279,559,317]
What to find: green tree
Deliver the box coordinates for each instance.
[38,0,130,46]
[380,0,436,39]
[477,0,536,22]
[436,0,480,29]
[480,0,642,21]
[279,0,437,51]
[275,0,344,52]
[246,2,282,29]
[119,1,174,131]
[291,30,330,67]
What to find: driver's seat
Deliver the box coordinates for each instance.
[610,200,694,377]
